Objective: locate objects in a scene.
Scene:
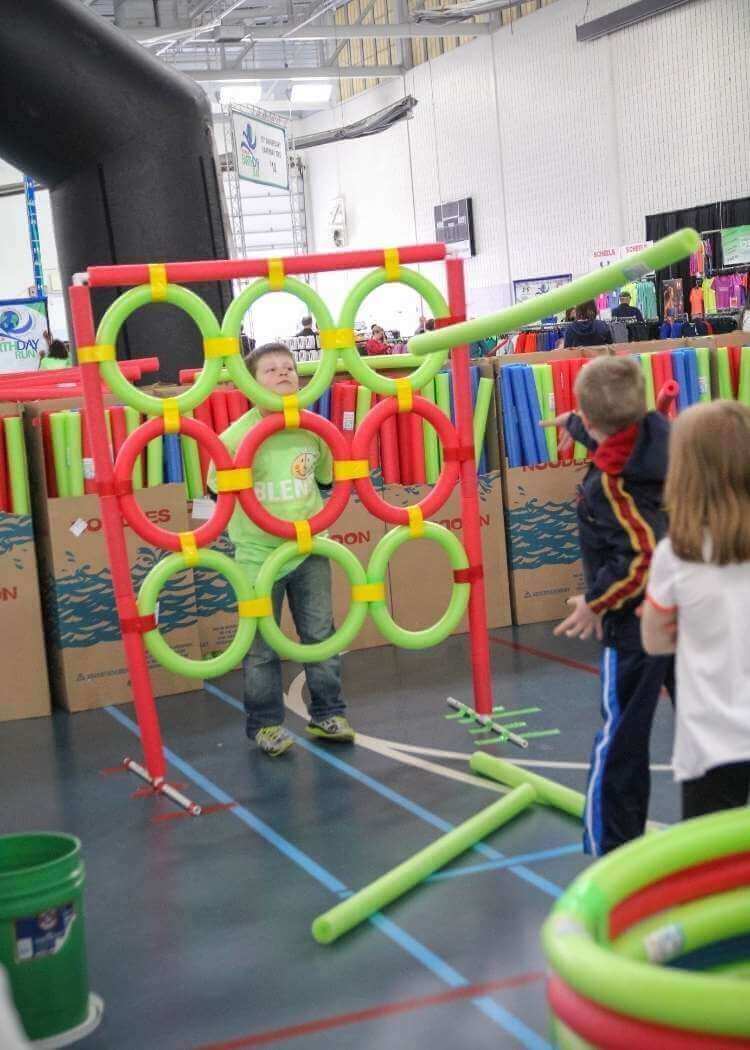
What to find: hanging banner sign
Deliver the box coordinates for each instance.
[513,275,572,304]
[0,297,48,373]
[721,226,750,267]
[231,108,289,191]
[622,240,653,256]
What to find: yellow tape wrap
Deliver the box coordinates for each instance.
[204,337,240,359]
[319,327,355,351]
[77,344,116,364]
[294,520,313,554]
[238,597,273,619]
[352,583,386,603]
[334,459,370,481]
[179,532,199,567]
[163,398,181,434]
[407,506,425,538]
[283,394,301,429]
[384,248,401,281]
[395,377,413,413]
[148,263,168,301]
[267,258,285,290]
[215,468,252,492]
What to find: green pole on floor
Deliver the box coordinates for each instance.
[470,752,584,819]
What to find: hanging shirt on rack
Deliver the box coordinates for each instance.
[712,275,735,310]
[689,286,704,317]
[635,280,658,319]
[702,277,717,315]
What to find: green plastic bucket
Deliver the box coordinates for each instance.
[0,833,92,1043]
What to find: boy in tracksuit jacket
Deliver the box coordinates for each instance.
[546,355,674,856]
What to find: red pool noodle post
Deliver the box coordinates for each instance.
[446,258,494,717]
[87,244,448,288]
[69,284,166,784]
[656,379,679,417]
[79,408,97,494]
[0,421,10,512]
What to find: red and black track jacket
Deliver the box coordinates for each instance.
[566,411,669,650]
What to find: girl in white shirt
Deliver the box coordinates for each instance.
[642,400,750,819]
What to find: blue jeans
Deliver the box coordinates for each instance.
[243,554,344,736]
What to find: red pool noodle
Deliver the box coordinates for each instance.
[729,346,741,396]
[339,381,357,450]
[209,390,230,435]
[109,405,128,457]
[40,411,58,498]
[78,408,96,494]
[377,394,400,484]
[0,421,10,512]
[551,359,573,461]
[226,389,249,422]
[410,410,426,484]
[656,380,679,416]
[652,352,677,418]
[396,411,413,484]
[71,283,166,783]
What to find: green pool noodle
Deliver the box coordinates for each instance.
[420,379,440,484]
[147,433,164,487]
[65,411,84,498]
[716,347,733,400]
[297,353,422,376]
[355,384,371,427]
[639,355,656,411]
[410,230,701,356]
[470,751,584,820]
[532,364,557,463]
[738,346,750,407]
[124,406,144,490]
[3,416,30,515]
[50,411,71,499]
[311,783,536,944]
[695,347,711,402]
[473,377,494,463]
[180,409,204,499]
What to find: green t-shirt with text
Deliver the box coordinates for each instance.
[208,408,332,584]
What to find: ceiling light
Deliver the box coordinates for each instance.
[290,83,333,104]
[219,84,262,105]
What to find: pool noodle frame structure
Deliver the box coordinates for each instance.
[68,244,497,813]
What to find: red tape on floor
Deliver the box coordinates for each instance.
[489,634,598,675]
[193,971,544,1049]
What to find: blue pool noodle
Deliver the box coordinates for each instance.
[499,368,523,468]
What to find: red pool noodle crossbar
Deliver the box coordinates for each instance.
[87,243,447,288]
[71,246,494,791]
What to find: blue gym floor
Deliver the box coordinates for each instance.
[1,623,679,1049]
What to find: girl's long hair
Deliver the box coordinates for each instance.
[665,401,750,565]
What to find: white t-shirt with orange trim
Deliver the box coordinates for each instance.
[647,537,750,781]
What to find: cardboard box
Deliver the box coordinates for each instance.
[385,470,512,634]
[0,406,51,721]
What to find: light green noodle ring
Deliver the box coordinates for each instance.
[255,537,368,663]
[96,284,223,415]
[138,549,257,679]
[338,267,450,395]
[541,806,750,1037]
[367,523,470,649]
[410,229,702,355]
[222,277,336,411]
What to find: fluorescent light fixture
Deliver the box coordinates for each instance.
[219,84,262,105]
[290,82,333,104]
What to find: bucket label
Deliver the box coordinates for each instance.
[15,903,76,963]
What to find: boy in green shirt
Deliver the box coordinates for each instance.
[208,343,354,757]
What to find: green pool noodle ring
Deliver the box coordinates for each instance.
[470,752,584,819]
[312,783,536,944]
[3,416,30,514]
[96,283,223,416]
[138,549,257,679]
[367,523,470,650]
[409,230,701,355]
[255,537,368,663]
[473,377,494,464]
[434,371,451,470]
[541,806,750,1036]
[639,354,656,411]
[716,347,733,399]
[123,406,144,489]
[50,411,71,499]
[420,378,440,483]
[338,267,450,396]
[297,352,424,377]
[222,276,336,411]
[65,411,85,497]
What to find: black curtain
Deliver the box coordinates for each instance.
[646,195,750,321]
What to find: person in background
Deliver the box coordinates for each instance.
[365,324,389,356]
[39,338,70,370]
[296,315,316,339]
[563,301,613,348]
[414,315,427,335]
[240,326,254,355]
[740,306,750,333]
[642,401,750,819]
[612,291,644,324]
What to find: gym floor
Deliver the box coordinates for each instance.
[1,623,678,1050]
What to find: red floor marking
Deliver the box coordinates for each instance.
[99,766,129,777]
[152,802,236,823]
[489,634,598,676]
[192,971,545,1050]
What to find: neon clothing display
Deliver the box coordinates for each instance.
[712,274,735,309]
[702,276,717,314]
[647,537,750,782]
[207,407,332,585]
[689,285,704,316]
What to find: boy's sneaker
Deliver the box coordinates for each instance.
[255,725,293,757]
[306,716,355,743]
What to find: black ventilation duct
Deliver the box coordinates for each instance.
[0,0,231,380]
